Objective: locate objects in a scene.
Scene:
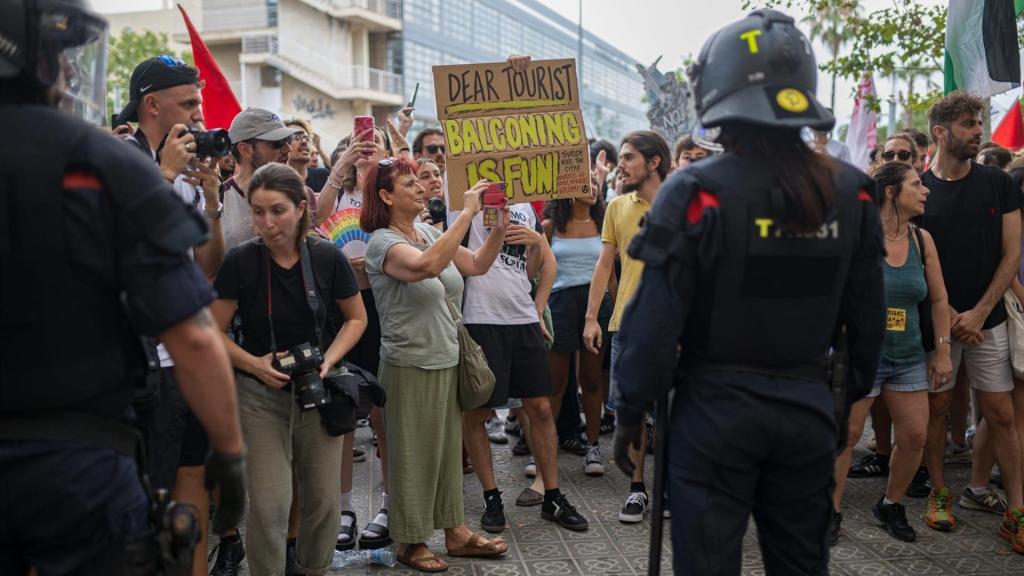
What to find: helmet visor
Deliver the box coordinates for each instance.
[38,8,108,125]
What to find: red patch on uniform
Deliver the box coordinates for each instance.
[62,172,102,190]
[990,207,997,215]
[686,190,720,225]
[857,189,872,203]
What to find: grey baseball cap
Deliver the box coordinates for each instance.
[228,108,302,143]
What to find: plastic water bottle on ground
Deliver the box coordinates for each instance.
[331,546,397,569]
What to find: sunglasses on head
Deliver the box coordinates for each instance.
[424,144,446,155]
[137,54,188,93]
[375,158,398,189]
[882,150,913,162]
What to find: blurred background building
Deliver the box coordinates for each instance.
[101,0,647,148]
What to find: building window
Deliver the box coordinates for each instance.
[406,0,440,33]
[499,14,522,57]
[473,4,499,56]
[442,0,472,45]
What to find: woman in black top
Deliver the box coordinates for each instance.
[211,163,367,576]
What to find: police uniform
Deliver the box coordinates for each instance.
[1,73,214,576]
[611,10,886,576]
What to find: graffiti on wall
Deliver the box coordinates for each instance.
[293,94,336,119]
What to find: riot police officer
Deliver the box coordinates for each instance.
[0,1,246,574]
[612,10,886,576]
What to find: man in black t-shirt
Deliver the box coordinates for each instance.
[918,92,1023,550]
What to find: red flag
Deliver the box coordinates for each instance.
[178,4,241,130]
[993,99,1024,151]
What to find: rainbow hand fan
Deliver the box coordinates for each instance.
[318,208,371,251]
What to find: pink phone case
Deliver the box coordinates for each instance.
[354,116,374,142]
[482,183,506,228]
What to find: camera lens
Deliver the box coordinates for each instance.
[192,128,231,158]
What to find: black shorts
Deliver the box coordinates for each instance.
[347,288,382,377]
[548,284,611,353]
[134,367,209,491]
[465,323,553,408]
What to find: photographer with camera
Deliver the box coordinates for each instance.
[114,54,227,279]
[210,163,367,576]
[113,53,235,576]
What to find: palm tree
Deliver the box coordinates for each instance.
[802,0,862,111]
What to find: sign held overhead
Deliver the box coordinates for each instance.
[433,58,592,209]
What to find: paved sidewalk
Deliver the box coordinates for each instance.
[216,423,1022,575]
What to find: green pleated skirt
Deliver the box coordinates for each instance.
[379,361,464,543]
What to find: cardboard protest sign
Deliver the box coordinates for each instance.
[433,58,592,209]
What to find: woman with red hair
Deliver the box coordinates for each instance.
[361,157,510,572]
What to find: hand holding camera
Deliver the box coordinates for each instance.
[160,123,195,181]
[252,353,290,388]
[272,342,330,411]
[184,157,221,207]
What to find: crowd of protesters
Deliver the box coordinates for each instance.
[103,49,1024,576]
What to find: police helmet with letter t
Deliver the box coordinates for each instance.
[687,9,834,132]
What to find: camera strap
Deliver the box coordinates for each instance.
[262,239,326,354]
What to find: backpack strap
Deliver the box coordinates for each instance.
[911,224,926,268]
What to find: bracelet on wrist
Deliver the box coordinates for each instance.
[937,336,952,345]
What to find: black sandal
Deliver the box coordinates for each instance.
[336,511,357,551]
[359,508,392,549]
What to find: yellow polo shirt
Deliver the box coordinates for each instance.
[602,192,651,332]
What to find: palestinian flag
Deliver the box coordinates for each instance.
[943,0,1023,97]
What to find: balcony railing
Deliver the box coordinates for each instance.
[202,0,277,33]
[310,0,401,21]
[244,36,401,98]
[241,34,279,54]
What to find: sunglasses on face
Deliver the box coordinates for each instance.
[882,150,913,162]
[249,136,293,150]
[424,144,446,155]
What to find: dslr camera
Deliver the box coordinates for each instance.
[178,127,231,158]
[273,342,330,411]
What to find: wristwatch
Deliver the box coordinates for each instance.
[938,336,952,345]
[204,202,224,220]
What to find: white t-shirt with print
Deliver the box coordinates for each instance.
[456,204,539,326]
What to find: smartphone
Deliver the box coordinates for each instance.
[408,82,420,108]
[482,182,507,228]
[354,116,374,142]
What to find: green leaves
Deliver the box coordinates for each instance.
[742,0,945,118]
[106,30,193,122]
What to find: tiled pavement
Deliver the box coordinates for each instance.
[219,421,1023,575]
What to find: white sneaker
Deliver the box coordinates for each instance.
[584,444,604,476]
[524,458,536,478]
[619,491,649,523]
[486,416,508,445]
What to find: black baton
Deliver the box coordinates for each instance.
[648,392,672,575]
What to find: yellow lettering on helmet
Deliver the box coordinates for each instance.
[740,29,762,54]
[754,218,773,238]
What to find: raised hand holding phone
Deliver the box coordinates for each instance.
[482,183,507,228]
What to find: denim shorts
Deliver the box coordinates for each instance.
[867,358,930,397]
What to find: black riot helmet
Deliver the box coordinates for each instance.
[0,0,108,124]
[687,9,834,132]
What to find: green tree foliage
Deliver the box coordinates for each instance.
[107,29,192,121]
[799,0,862,111]
[742,0,946,117]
